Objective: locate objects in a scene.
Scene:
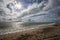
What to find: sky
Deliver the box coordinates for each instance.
[0,0,60,35]
[0,0,60,22]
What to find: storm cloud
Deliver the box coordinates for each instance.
[19,0,60,22]
[0,0,60,22]
[0,0,60,35]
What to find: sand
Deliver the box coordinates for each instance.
[0,23,60,40]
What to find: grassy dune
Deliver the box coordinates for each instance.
[0,23,60,40]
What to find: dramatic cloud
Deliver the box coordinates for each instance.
[0,0,60,35]
[43,0,60,11]
[0,0,43,22]
[0,0,22,21]
[17,0,47,19]
[0,0,60,22]
[20,0,60,22]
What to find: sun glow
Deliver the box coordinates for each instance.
[15,3,22,9]
[11,2,23,19]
